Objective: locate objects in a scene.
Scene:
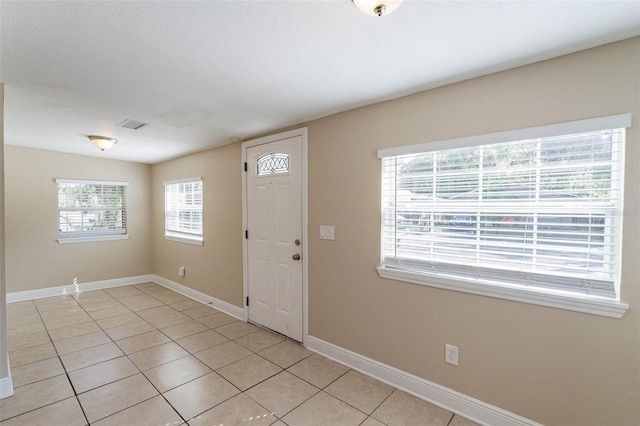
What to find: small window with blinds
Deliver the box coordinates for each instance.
[57,179,128,241]
[164,178,203,245]
[379,115,630,310]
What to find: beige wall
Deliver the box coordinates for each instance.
[151,143,243,306]
[306,37,639,425]
[4,146,152,292]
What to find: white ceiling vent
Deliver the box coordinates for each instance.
[117,119,148,130]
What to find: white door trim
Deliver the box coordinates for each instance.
[241,128,308,344]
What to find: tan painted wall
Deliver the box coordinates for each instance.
[4,146,152,292]
[150,142,243,306]
[0,84,9,387]
[306,37,640,425]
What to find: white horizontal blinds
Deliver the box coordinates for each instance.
[381,126,625,299]
[165,179,203,238]
[57,181,127,237]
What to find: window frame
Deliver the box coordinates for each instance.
[377,114,631,318]
[56,179,129,244]
[164,177,204,246]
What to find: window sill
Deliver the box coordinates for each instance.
[377,267,628,319]
[57,234,129,244]
[164,234,203,246]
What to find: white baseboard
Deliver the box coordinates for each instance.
[5,274,243,321]
[0,375,14,400]
[6,275,156,303]
[151,276,244,320]
[306,336,540,426]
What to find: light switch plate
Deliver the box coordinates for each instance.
[319,225,335,240]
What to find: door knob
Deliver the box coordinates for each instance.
[292,253,301,261]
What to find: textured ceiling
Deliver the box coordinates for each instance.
[1,1,639,164]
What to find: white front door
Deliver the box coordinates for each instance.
[246,134,303,341]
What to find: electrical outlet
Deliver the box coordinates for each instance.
[445,344,459,366]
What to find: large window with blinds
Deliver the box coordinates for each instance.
[378,115,630,316]
[164,178,203,245]
[57,179,128,242]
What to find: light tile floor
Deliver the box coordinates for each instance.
[2,283,479,426]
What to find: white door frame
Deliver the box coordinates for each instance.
[241,128,308,345]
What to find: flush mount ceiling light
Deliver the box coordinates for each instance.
[352,0,403,17]
[88,135,118,151]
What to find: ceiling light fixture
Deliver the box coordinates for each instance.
[88,135,118,151]
[352,0,403,17]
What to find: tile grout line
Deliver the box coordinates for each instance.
[9,290,252,423]
[40,296,90,426]
[7,285,438,426]
[66,290,128,425]
[82,289,186,424]
[79,287,182,424]
[82,285,248,424]
[56,290,149,425]
[5,289,186,423]
[124,292,313,423]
